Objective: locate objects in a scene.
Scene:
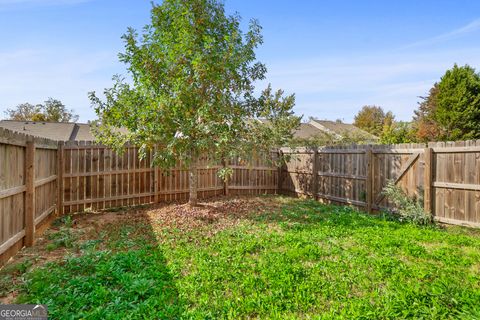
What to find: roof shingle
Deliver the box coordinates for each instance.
[0,120,95,141]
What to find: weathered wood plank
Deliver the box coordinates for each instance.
[374,153,420,205]
[0,230,25,255]
[317,193,367,207]
[435,216,480,228]
[366,148,373,213]
[433,182,480,191]
[34,205,56,226]
[316,172,367,180]
[57,142,64,216]
[227,186,277,190]
[424,147,433,214]
[0,185,26,200]
[34,175,57,188]
[432,146,480,153]
[24,140,35,247]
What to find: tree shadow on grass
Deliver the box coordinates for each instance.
[16,212,185,319]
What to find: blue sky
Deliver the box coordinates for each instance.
[1,0,480,123]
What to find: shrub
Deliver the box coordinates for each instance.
[47,216,77,250]
[382,180,433,225]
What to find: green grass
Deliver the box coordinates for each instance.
[11,197,480,319]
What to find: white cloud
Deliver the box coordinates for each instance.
[4,45,479,123]
[2,15,480,124]
[401,18,480,49]
[260,48,480,122]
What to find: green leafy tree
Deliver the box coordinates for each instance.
[42,98,79,122]
[291,133,336,148]
[380,121,414,144]
[412,83,441,142]
[354,105,393,137]
[248,86,301,152]
[5,98,78,122]
[89,0,300,205]
[434,64,480,140]
[4,103,43,121]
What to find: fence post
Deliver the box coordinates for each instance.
[277,150,283,195]
[222,158,229,197]
[154,167,159,203]
[424,147,433,214]
[366,148,373,213]
[312,148,319,200]
[153,146,159,203]
[57,141,64,216]
[25,139,35,247]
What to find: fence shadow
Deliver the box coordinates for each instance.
[14,210,185,318]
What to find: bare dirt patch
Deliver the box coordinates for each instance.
[67,195,284,239]
[144,196,282,233]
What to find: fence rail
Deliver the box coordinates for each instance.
[2,126,480,266]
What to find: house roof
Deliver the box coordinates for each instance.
[309,119,378,141]
[0,120,95,141]
[247,118,377,142]
[75,123,96,141]
[256,119,331,140]
[0,119,377,143]
[293,123,331,140]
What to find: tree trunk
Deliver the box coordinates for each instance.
[189,152,198,206]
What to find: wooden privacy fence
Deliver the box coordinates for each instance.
[280,141,480,228]
[429,140,480,227]
[3,126,480,266]
[0,129,278,265]
[61,142,278,214]
[0,128,59,265]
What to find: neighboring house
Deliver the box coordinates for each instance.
[308,119,378,143]
[290,119,378,143]
[0,120,95,141]
[0,118,377,144]
[258,118,377,144]
[292,122,332,141]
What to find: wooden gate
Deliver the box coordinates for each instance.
[371,144,426,210]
